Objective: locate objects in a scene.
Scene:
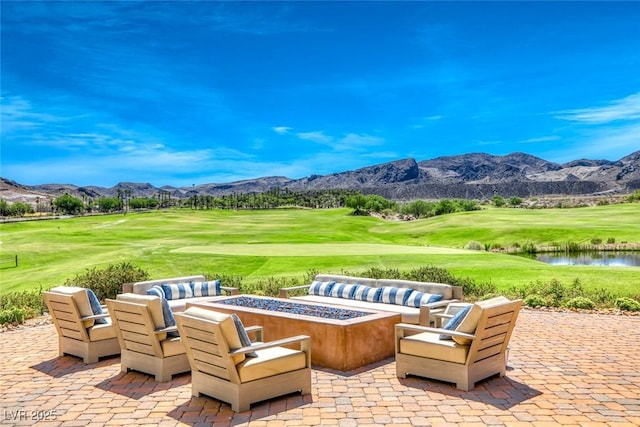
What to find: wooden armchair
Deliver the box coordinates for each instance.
[43,287,120,364]
[105,294,190,382]
[174,307,312,412]
[396,296,522,391]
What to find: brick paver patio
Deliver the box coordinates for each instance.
[1,309,639,426]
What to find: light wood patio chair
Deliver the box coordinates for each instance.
[105,294,190,382]
[43,287,120,364]
[396,296,522,391]
[174,306,312,412]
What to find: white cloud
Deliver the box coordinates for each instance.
[296,130,334,144]
[272,126,291,134]
[337,133,384,148]
[555,92,640,124]
[518,136,561,144]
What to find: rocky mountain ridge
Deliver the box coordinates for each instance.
[2,151,639,204]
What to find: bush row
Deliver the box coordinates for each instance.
[0,263,638,326]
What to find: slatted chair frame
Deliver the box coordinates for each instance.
[175,310,311,412]
[105,298,190,382]
[396,299,522,391]
[43,291,120,364]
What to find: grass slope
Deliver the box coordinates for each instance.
[0,205,638,295]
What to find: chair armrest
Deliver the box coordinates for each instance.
[221,286,239,295]
[423,299,460,309]
[278,285,310,298]
[395,322,475,340]
[82,313,110,321]
[244,325,263,342]
[154,326,179,335]
[230,335,310,355]
[434,312,454,328]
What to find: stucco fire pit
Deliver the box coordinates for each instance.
[187,295,401,372]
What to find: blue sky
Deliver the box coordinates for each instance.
[1,1,639,188]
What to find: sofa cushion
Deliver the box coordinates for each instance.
[352,285,377,302]
[182,307,245,364]
[308,280,335,296]
[400,331,469,364]
[236,346,307,383]
[375,286,414,306]
[191,280,221,297]
[162,283,195,300]
[453,296,511,345]
[329,283,359,299]
[405,291,443,308]
[439,304,472,340]
[50,286,95,328]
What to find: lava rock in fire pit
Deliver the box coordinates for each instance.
[217,296,369,320]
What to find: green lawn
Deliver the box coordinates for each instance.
[1,204,639,295]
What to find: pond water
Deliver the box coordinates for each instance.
[534,252,640,267]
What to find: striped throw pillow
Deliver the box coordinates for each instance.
[308,280,336,296]
[352,285,377,302]
[146,285,165,299]
[375,286,414,305]
[191,280,221,297]
[161,283,194,300]
[330,283,358,299]
[405,292,443,308]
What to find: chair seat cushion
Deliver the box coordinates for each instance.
[236,346,307,383]
[399,331,469,364]
[160,337,186,357]
[87,321,116,341]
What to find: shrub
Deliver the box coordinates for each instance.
[524,295,547,308]
[614,297,640,312]
[0,287,47,321]
[465,240,483,251]
[0,307,27,325]
[590,237,602,245]
[565,297,595,310]
[521,241,537,254]
[62,262,150,301]
[606,237,616,244]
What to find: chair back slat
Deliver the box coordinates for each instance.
[175,312,241,384]
[466,300,521,365]
[43,292,89,342]
[106,299,164,357]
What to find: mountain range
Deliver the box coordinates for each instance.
[2,151,639,205]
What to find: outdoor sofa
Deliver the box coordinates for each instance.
[279,274,463,325]
[122,275,239,312]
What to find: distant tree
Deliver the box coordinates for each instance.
[509,196,523,206]
[434,199,457,215]
[54,194,84,215]
[492,195,506,207]
[345,194,368,215]
[10,202,34,217]
[0,199,11,216]
[96,197,122,212]
[401,200,434,218]
[364,195,395,213]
